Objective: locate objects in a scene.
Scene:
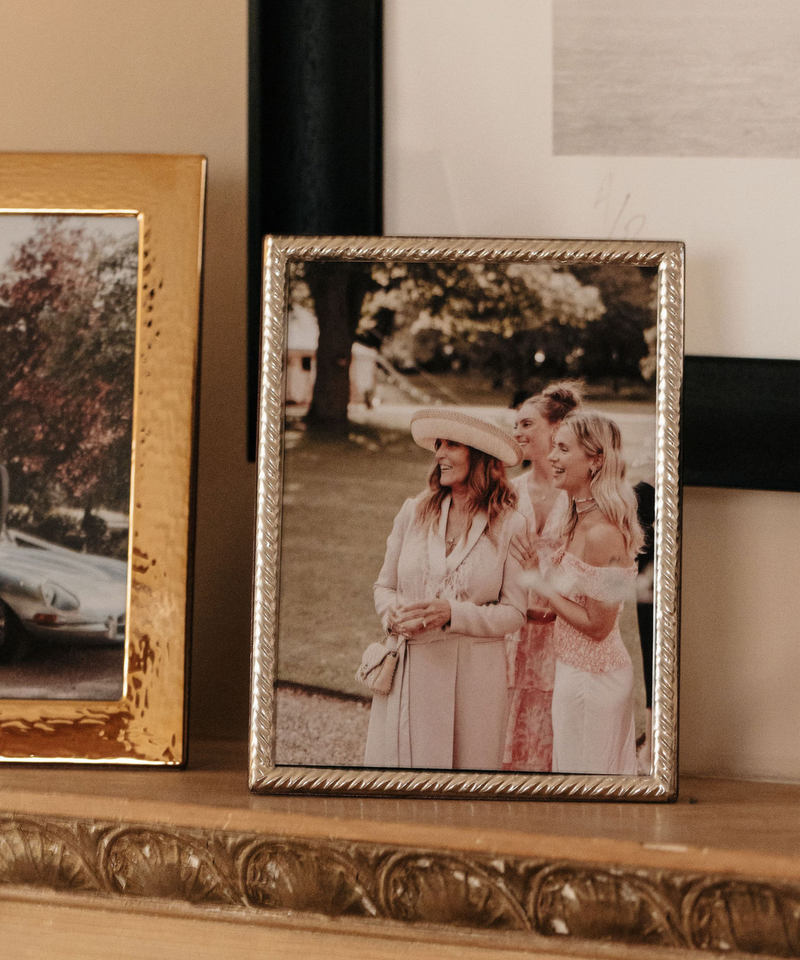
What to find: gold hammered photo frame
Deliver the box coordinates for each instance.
[0,153,205,764]
[250,235,683,801]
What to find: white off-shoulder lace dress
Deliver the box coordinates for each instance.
[549,549,637,776]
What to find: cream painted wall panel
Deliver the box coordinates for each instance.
[680,489,799,780]
[0,0,253,738]
[384,0,800,780]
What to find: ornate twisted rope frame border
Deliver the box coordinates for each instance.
[250,236,684,800]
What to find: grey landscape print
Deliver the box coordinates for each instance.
[554,0,800,158]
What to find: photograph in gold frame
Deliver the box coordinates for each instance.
[250,235,683,801]
[0,153,205,764]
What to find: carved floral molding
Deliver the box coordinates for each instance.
[0,814,798,957]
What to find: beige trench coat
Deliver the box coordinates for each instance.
[364,495,526,771]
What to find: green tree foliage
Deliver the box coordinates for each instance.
[0,218,137,522]
[360,260,607,390]
[568,263,658,384]
[291,258,657,426]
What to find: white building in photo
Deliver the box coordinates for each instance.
[285,305,318,405]
[286,304,378,407]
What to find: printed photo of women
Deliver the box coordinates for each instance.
[273,255,659,778]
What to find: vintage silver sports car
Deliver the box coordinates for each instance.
[0,466,127,663]
[0,527,127,663]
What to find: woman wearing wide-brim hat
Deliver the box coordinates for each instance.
[364,408,527,771]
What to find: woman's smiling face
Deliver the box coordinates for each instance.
[514,403,554,464]
[434,438,470,489]
[548,424,593,495]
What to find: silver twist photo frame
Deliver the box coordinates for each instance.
[250,235,683,801]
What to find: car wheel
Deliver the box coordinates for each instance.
[0,602,30,664]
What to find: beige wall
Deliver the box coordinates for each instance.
[0,0,253,739]
[680,489,799,779]
[384,0,800,781]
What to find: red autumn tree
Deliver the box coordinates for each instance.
[0,218,137,522]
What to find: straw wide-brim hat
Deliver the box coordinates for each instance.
[410,408,523,467]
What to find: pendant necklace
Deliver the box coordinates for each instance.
[446,504,468,552]
[528,470,551,503]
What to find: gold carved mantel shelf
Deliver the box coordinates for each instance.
[0,741,798,960]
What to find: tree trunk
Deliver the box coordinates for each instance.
[305,266,360,431]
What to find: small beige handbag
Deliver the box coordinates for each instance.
[355,638,400,695]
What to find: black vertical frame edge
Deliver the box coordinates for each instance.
[682,356,799,491]
[247,0,383,460]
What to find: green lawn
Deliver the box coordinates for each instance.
[277,423,648,737]
[278,427,431,696]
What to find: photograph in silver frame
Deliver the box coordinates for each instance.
[250,236,683,800]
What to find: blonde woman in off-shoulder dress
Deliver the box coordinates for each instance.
[513,411,644,775]
[502,381,582,772]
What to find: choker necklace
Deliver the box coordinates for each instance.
[575,495,595,504]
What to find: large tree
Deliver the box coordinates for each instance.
[0,219,137,519]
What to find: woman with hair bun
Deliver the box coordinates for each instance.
[521,410,644,775]
[364,408,527,771]
[503,381,583,772]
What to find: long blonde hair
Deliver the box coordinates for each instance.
[559,411,644,557]
[415,445,517,540]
